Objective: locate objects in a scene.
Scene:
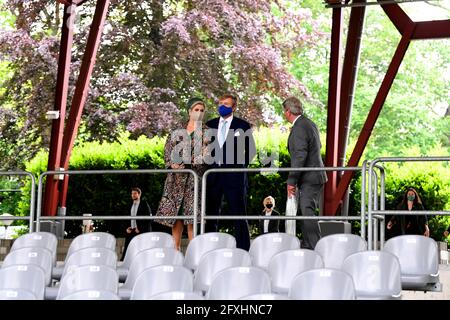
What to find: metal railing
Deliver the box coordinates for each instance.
[0,171,36,232]
[200,166,366,235]
[368,156,450,250]
[36,169,199,235]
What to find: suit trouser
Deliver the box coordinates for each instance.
[205,182,250,251]
[121,229,139,261]
[297,183,323,250]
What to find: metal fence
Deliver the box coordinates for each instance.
[35,169,199,235]
[0,171,36,232]
[367,156,450,250]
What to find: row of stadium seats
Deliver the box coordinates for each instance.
[0,231,440,299]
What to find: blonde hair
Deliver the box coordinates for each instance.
[263,196,275,208]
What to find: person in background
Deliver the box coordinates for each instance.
[387,187,430,237]
[282,96,327,250]
[121,187,152,260]
[205,93,256,251]
[258,196,281,234]
[155,97,209,251]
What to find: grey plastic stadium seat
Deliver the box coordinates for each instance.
[184,232,236,271]
[66,232,116,258]
[61,247,117,277]
[194,248,252,294]
[240,293,291,300]
[384,235,440,291]
[289,268,355,300]
[61,289,120,300]
[11,232,57,266]
[249,233,300,270]
[119,247,184,299]
[206,266,271,300]
[56,265,118,300]
[3,247,53,286]
[0,289,38,300]
[118,232,175,281]
[268,249,324,294]
[130,265,193,300]
[314,233,367,269]
[342,251,402,300]
[149,291,204,300]
[0,265,46,300]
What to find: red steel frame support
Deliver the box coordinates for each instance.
[331,24,415,214]
[43,0,110,215]
[324,8,343,215]
[59,0,110,208]
[42,4,75,216]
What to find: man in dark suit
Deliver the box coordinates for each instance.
[205,93,256,250]
[282,97,327,249]
[121,187,152,260]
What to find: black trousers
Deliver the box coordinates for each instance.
[297,183,323,250]
[205,176,250,251]
[120,228,139,261]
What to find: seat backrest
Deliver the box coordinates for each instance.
[289,268,355,300]
[122,232,175,269]
[342,250,402,299]
[66,232,116,259]
[240,293,291,300]
[384,235,438,276]
[194,248,252,292]
[249,233,300,270]
[0,288,38,300]
[314,233,367,269]
[123,247,184,290]
[130,265,193,300]
[206,266,271,300]
[3,247,53,286]
[185,232,236,271]
[149,291,204,300]
[62,247,118,277]
[268,249,324,294]
[61,289,120,300]
[57,265,118,300]
[11,232,57,265]
[0,265,45,300]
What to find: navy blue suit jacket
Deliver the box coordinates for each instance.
[206,116,256,187]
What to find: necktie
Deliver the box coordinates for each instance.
[220,120,227,147]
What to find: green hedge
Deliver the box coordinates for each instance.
[19,130,450,241]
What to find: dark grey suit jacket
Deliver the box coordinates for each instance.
[287,115,327,186]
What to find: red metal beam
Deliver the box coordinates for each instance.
[412,20,450,40]
[42,4,75,216]
[330,24,415,214]
[59,0,110,207]
[378,1,414,36]
[337,3,366,168]
[324,8,344,215]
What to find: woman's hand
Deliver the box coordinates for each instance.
[171,163,185,169]
[387,221,393,230]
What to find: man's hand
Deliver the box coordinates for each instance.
[287,184,296,198]
[171,163,185,169]
[444,230,449,238]
[424,224,430,237]
[135,227,140,234]
[387,221,393,230]
[126,227,132,234]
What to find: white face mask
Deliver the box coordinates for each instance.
[190,110,204,122]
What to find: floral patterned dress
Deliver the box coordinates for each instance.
[155,124,209,227]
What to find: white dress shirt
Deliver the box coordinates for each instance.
[130,200,140,228]
[264,209,272,233]
[218,115,233,147]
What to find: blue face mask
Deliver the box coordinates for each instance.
[218,104,232,117]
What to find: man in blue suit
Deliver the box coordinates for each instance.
[205,94,256,250]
